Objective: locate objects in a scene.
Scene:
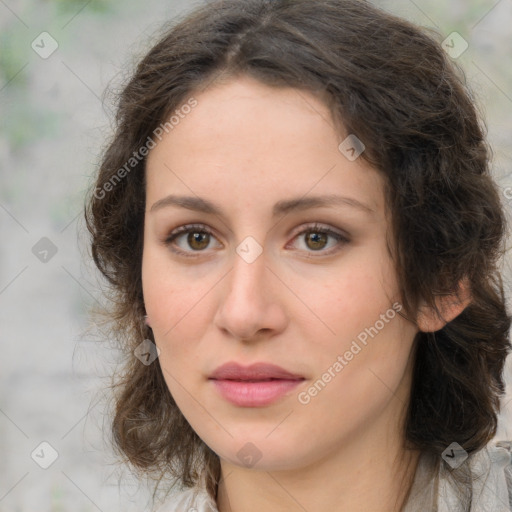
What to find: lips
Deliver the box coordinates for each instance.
[209,362,305,407]
[209,362,305,381]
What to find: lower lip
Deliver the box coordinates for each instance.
[210,379,304,407]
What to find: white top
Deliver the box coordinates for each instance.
[156,440,512,511]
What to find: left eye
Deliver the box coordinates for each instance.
[291,226,347,252]
[164,223,349,257]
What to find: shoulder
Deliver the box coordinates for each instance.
[485,440,512,510]
[405,439,512,512]
[155,485,218,512]
[442,439,512,511]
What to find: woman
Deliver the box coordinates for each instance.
[85,0,512,510]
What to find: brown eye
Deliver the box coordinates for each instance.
[164,224,222,258]
[288,224,349,256]
[305,232,328,251]
[187,231,210,250]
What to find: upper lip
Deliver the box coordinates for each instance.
[209,362,305,381]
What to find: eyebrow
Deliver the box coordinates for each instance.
[149,194,375,217]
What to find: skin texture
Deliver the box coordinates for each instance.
[142,75,441,511]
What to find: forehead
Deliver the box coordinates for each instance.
[145,75,386,218]
[167,76,339,153]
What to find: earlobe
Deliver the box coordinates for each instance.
[144,314,152,328]
[416,277,472,332]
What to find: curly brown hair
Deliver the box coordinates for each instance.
[84,0,511,503]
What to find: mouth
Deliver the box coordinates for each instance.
[221,378,292,382]
[209,361,305,381]
[209,362,305,407]
[210,378,304,407]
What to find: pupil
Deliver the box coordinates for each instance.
[308,232,326,250]
[188,232,209,250]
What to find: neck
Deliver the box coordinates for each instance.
[216,420,421,512]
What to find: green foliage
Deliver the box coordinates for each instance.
[0,31,29,89]
[0,0,113,150]
[52,0,111,16]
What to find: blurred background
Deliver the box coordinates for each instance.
[1,0,511,510]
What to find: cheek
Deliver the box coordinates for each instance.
[142,253,204,374]
[288,250,400,344]
[142,245,209,332]
[296,316,416,441]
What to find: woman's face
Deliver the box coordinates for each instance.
[142,75,419,471]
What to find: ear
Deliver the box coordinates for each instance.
[416,277,472,332]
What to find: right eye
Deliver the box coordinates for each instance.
[164,223,223,257]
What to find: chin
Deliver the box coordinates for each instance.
[211,435,308,472]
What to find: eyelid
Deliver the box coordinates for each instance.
[288,222,349,242]
[163,222,350,258]
[285,222,350,255]
[164,223,222,258]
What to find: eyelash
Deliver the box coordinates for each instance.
[163,223,349,259]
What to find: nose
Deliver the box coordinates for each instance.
[213,248,288,342]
